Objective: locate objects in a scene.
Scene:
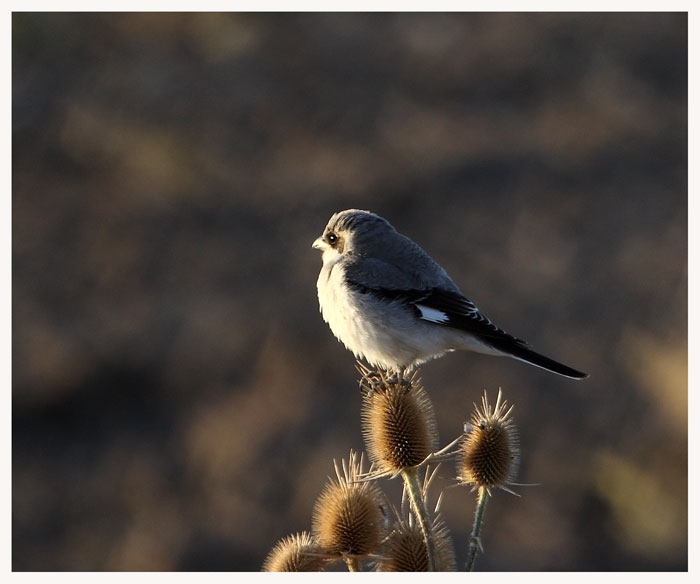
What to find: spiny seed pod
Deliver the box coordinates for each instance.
[261,531,330,572]
[377,512,456,572]
[359,367,438,474]
[312,451,386,558]
[457,389,519,490]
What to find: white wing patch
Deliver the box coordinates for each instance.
[416,304,451,324]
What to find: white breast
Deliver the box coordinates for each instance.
[316,257,458,370]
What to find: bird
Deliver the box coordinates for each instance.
[312,209,587,380]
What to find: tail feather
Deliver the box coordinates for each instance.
[490,338,588,380]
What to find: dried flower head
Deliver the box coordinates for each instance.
[261,531,330,572]
[377,509,456,572]
[311,451,387,558]
[359,365,438,474]
[457,389,519,491]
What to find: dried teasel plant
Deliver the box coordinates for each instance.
[261,531,331,572]
[263,371,530,572]
[456,389,520,570]
[457,388,520,492]
[357,363,443,570]
[376,480,456,573]
[358,363,439,476]
[311,450,387,571]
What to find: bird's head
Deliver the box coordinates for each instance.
[312,209,393,263]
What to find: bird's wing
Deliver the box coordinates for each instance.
[412,288,589,378]
[344,259,588,379]
[409,287,526,344]
[343,255,523,343]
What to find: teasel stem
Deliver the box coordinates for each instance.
[345,556,361,572]
[401,466,438,572]
[465,485,489,571]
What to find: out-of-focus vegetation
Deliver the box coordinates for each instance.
[12,13,686,570]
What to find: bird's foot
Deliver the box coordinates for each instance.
[385,369,412,389]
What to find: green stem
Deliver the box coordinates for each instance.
[466,486,489,571]
[401,466,438,571]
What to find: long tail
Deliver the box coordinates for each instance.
[489,337,588,380]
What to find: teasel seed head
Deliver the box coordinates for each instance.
[457,389,520,491]
[359,366,438,474]
[311,451,387,559]
[377,510,456,572]
[261,531,330,572]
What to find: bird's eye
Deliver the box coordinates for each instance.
[326,232,338,245]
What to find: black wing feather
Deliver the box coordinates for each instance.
[347,282,588,379]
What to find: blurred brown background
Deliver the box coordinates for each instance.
[12,12,687,571]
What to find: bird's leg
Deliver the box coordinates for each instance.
[384,370,398,386]
[357,363,413,394]
[384,368,412,389]
[356,361,386,394]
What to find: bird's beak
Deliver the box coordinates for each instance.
[312,237,325,250]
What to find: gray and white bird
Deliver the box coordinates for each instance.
[312,209,587,379]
